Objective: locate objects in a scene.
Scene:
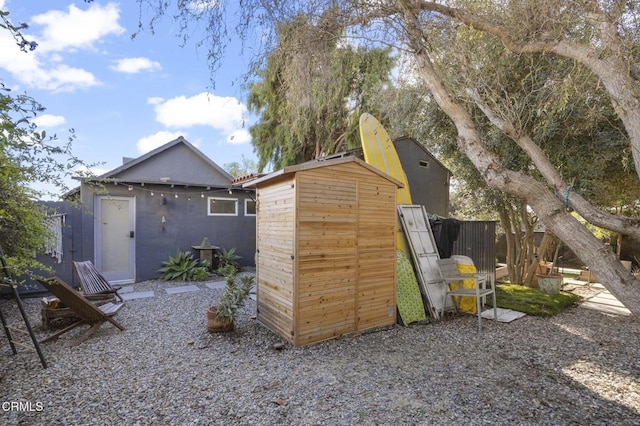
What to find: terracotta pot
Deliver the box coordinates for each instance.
[207,308,234,332]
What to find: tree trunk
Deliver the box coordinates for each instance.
[498,206,516,281]
[399,3,640,317]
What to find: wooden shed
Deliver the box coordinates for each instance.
[244,156,402,346]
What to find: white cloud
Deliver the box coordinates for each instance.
[189,0,219,13]
[152,92,249,143]
[75,164,110,179]
[30,3,125,53]
[227,128,251,145]
[112,57,162,74]
[137,130,185,154]
[0,39,99,91]
[33,114,66,128]
[0,2,123,91]
[47,65,100,91]
[147,97,164,105]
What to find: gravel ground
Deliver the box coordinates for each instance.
[1,276,639,425]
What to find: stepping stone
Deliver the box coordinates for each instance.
[165,285,200,295]
[117,286,135,294]
[205,281,226,290]
[121,291,155,300]
[480,307,526,323]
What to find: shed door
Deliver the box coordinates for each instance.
[95,196,135,284]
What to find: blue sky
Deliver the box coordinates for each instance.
[1,0,259,194]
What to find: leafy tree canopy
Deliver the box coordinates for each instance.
[246,13,395,171]
[1,8,94,278]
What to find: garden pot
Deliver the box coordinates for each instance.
[207,308,234,332]
[536,274,563,295]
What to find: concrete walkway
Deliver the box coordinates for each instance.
[564,279,631,316]
[118,273,630,318]
[578,286,631,316]
[119,273,256,302]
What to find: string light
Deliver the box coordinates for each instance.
[111,182,248,198]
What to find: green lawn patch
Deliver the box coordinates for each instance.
[493,284,581,317]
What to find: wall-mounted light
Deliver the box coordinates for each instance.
[200,192,204,198]
[174,193,179,199]
[228,189,232,195]
[128,186,133,191]
[150,191,154,196]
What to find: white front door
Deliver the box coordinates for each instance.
[95,196,135,283]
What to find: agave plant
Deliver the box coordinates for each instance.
[158,250,209,281]
[216,247,241,272]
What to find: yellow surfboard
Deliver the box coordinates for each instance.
[360,113,426,325]
[359,113,412,252]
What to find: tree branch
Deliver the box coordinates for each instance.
[414,0,640,179]
[467,87,640,240]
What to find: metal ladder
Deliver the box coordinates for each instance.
[0,250,47,369]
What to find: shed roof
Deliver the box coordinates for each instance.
[243,156,404,188]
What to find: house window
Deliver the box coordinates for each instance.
[208,197,237,216]
[245,199,257,216]
[419,160,429,168]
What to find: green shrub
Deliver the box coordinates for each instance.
[158,250,210,281]
[190,266,211,282]
[217,247,241,271]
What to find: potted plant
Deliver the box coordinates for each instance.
[536,238,563,294]
[207,265,254,332]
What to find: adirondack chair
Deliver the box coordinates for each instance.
[438,257,497,331]
[37,277,125,345]
[73,260,123,302]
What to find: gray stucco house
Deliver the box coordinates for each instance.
[36,136,256,287]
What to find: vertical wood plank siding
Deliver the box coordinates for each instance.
[254,159,398,346]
